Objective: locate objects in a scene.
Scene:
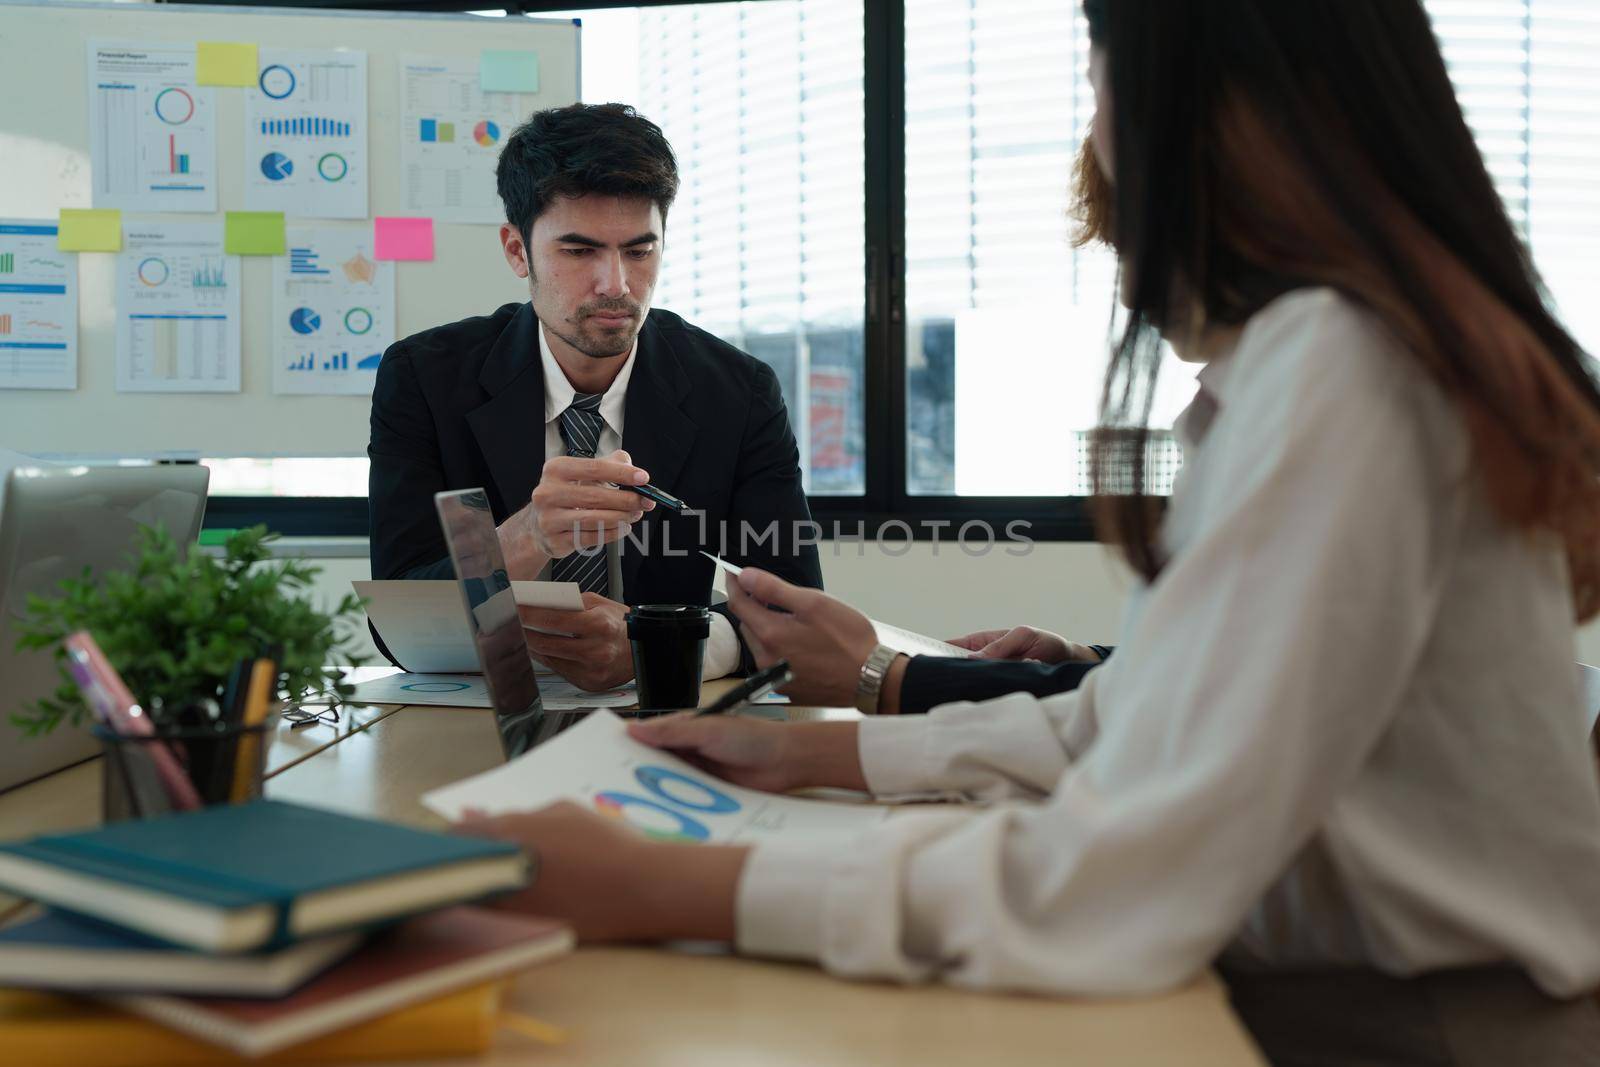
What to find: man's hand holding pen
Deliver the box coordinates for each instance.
[516,449,655,564]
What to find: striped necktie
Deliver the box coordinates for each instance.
[549,392,610,597]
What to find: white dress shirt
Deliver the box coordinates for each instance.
[736,288,1600,996]
[537,325,740,680]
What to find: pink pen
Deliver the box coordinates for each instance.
[64,631,203,811]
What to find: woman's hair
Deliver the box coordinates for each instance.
[1081,0,1600,619]
[1070,138,1115,250]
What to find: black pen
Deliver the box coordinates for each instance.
[620,482,690,512]
[694,661,793,717]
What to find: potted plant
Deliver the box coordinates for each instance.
[12,524,367,735]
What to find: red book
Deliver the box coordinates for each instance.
[107,907,572,1057]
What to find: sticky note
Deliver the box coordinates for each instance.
[374,217,435,262]
[196,42,259,87]
[224,211,286,255]
[57,208,122,252]
[480,50,539,93]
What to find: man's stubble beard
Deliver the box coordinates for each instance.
[530,267,646,360]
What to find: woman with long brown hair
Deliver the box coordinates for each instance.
[458,1,1600,1060]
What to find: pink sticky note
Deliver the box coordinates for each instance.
[374,216,435,261]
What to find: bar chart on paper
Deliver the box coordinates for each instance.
[273,226,394,396]
[88,40,217,213]
[244,48,368,218]
[0,219,78,391]
[115,224,241,393]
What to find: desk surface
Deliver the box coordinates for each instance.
[0,681,1266,1066]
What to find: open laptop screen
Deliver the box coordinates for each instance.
[433,488,545,757]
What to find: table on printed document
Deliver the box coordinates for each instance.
[0,678,1266,1066]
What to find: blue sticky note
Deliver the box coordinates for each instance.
[480,51,539,93]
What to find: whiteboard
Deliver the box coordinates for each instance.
[0,0,577,458]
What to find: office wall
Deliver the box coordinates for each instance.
[0,0,576,458]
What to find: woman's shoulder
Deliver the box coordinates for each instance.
[1226,287,1455,431]
[1235,287,1406,389]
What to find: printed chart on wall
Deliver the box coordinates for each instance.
[0,220,77,391]
[115,224,240,393]
[87,41,217,213]
[422,710,892,844]
[245,49,369,219]
[400,55,539,223]
[273,227,394,396]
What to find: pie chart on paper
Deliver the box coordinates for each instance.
[261,152,294,181]
[473,120,500,147]
[289,307,321,335]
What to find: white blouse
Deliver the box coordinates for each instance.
[735,288,1600,997]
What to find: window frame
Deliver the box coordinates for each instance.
[179,0,1102,541]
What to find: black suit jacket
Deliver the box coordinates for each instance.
[368,302,823,671]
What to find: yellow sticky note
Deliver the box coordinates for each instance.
[57,208,122,252]
[224,211,286,255]
[196,42,258,87]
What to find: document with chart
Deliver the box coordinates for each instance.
[399,55,539,223]
[115,223,240,394]
[87,41,217,213]
[244,48,369,219]
[423,710,890,843]
[0,219,77,391]
[272,226,394,396]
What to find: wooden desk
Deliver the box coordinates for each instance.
[0,685,1266,1066]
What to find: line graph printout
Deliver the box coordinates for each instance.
[115,224,240,393]
[0,219,77,391]
[88,41,217,213]
[244,49,369,219]
[400,55,538,223]
[273,226,394,396]
[422,710,891,844]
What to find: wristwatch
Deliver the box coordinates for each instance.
[855,643,902,714]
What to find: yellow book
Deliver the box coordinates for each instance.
[0,981,502,1067]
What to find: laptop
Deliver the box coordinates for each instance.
[434,488,568,757]
[0,464,210,792]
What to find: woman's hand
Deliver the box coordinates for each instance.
[628,714,867,793]
[454,801,747,943]
[454,802,661,941]
[726,567,878,707]
[947,626,1101,664]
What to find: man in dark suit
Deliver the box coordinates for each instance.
[369,103,822,690]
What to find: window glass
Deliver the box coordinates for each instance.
[550,1,866,495]
[903,0,1188,497]
[903,0,1600,498]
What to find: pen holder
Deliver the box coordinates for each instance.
[95,712,278,823]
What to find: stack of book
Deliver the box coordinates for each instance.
[0,800,572,1064]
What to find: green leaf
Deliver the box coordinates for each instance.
[15,522,368,735]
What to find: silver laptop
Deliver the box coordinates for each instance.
[0,464,209,792]
[434,488,547,758]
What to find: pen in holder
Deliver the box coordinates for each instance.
[95,711,279,823]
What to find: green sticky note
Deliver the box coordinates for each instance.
[225,211,286,255]
[57,208,122,252]
[437,121,455,144]
[196,42,258,87]
[480,50,539,93]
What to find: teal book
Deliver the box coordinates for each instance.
[0,800,528,953]
[0,909,363,996]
